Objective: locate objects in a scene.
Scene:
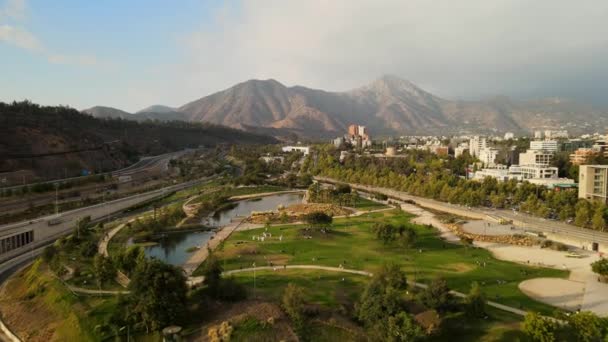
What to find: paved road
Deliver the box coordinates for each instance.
[316,177,608,252]
[0,177,208,265]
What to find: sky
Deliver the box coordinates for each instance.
[1,0,608,112]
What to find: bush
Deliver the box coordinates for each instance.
[218,277,247,301]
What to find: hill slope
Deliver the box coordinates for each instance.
[1,101,276,178]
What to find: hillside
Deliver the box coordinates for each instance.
[0,101,276,179]
[83,105,189,122]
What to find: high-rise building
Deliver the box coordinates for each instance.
[468,136,487,157]
[534,131,543,139]
[454,145,469,158]
[348,124,358,136]
[579,165,608,203]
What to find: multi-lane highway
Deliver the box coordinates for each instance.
[316,176,608,252]
[0,177,204,265]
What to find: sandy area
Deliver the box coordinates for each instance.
[462,220,521,236]
[401,201,608,316]
[519,278,585,311]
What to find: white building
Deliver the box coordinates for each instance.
[454,145,469,158]
[534,131,543,139]
[528,177,576,188]
[530,140,559,153]
[479,148,499,166]
[519,150,554,166]
[504,132,515,140]
[510,165,558,179]
[544,130,568,139]
[468,136,487,157]
[473,165,514,182]
[282,146,310,155]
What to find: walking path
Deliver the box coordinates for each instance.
[221,265,527,317]
[400,200,608,315]
[228,190,306,201]
[67,285,130,296]
[182,217,247,276]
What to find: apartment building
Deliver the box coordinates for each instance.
[468,136,487,157]
[570,148,597,165]
[579,165,608,202]
[530,140,559,153]
[519,150,554,166]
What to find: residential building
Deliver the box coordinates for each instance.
[519,150,553,166]
[431,146,449,156]
[530,140,559,153]
[479,148,499,166]
[504,132,515,140]
[579,165,608,202]
[534,131,543,139]
[570,148,597,165]
[454,145,469,158]
[333,136,345,148]
[282,146,310,155]
[468,136,487,157]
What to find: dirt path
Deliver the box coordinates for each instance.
[228,190,306,201]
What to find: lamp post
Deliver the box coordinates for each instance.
[252,262,256,299]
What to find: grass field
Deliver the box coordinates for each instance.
[204,209,567,315]
[352,196,391,211]
[0,260,119,341]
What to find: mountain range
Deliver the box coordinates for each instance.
[84,75,608,138]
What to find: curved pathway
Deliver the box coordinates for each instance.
[220,264,527,316]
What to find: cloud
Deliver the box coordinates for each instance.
[0,24,41,51]
[179,0,608,103]
[0,0,103,68]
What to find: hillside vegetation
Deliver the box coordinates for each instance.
[0,101,276,179]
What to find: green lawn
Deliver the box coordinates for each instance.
[352,196,391,211]
[205,209,567,315]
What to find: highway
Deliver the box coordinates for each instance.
[0,177,205,265]
[0,150,186,191]
[316,176,608,252]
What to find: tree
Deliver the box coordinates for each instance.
[75,215,91,239]
[567,311,605,342]
[465,282,485,318]
[93,254,116,287]
[303,211,333,231]
[591,258,608,277]
[200,249,223,295]
[128,259,188,332]
[592,204,607,231]
[372,223,397,245]
[383,311,425,342]
[356,264,407,327]
[522,312,557,342]
[398,224,417,248]
[420,277,452,312]
[575,201,592,227]
[282,283,306,331]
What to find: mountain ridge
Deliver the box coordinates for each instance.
[86,75,608,137]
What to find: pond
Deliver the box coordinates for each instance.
[143,230,214,265]
[143,192,303,265]
[204,192,303,227]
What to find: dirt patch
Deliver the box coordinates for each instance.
[186,301,297,341]
[441,262,476,273]
[247,203,353,224]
